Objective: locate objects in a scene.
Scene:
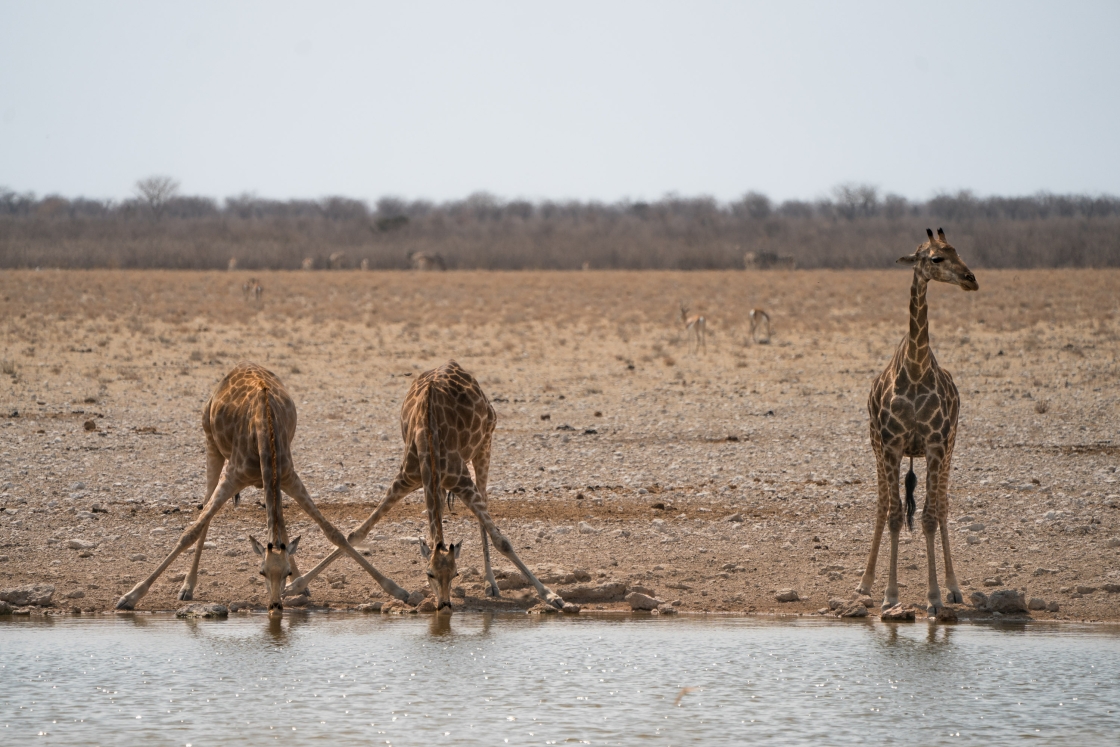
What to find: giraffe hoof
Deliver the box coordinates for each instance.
[115,596,135,611]
[485,585,500,598]
[177,588,194,602]
[947,589,963,604]
[545,594,564,610]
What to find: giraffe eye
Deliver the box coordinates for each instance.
[931,257,945,264]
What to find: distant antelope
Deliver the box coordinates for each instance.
[227,258,238,271]
[301,257,314,271]
[360,259,369,271]
[749,308,771,343]
[679,302,706,354]
[409,251,446,271]
[253,281,263,303]
[242,277,258,301]
[329,251,346,270]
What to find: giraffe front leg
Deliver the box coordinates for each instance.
[923,450,945,615]
[937,450,963,605]
[180,442,227,601]
[117,476,240,610]
[882,451,904,611]
[858,431,890,597]
[479,520,499,597]
[282,473,411,603]
[285,472,417,596]
[178,521,210,601]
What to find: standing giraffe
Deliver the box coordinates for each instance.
[857,228,978,614]
[115,362,410,614]
[679,302,706,353]
[748,308,771,343]
[286,360,565,610]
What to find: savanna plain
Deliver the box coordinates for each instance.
[1,269,1118,621]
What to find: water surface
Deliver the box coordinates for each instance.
[2,613,1118,745]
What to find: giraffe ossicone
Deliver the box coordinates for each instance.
[114,362,410,615]
[858,228,977,615]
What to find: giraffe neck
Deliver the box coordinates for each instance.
[260,387,286,546]
[428,507,445,549]
[905,272,931,380]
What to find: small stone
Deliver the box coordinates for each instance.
[0,584,55,606]
[1032,567,1059,576]
[357,602,383,613]
[625,591,662,611]
[65,590,85,599]
[1075,585,1097,595]
[881,604,916,621]
[577,521,598,535]
[228,601,251,612]
[828,571,844,581]
[169,572,187,582]
[724,513,743,523]
[557,582,627,603]
[283,594,310,608]
[987,589,1028,614]
[83,419,97,431]
[149,527,166,536]
[67,539,98,550]
[380,600,410,614]
[129,553,147,562]
[656,604,677,615]
[828,597,845,610]
[849,593,874,608]
[966,534,981,545]
[1027,597,1047,611]
[0,601,11,615]
[407,590,428,607]
[0,555,8,562]
[936,606,958,622]
[838,601,868,618]
[527,602,559,614]
[968,523,986,532]
[983,577,1003,587]
[416,599,437,613]
[78,550,93,558]
[175,603,228,618]
[1102,583,1120,593]
[969,591,989,609]
[561,602,582,614]
[774,589,800,603]
[1046,601,1060,612]
[1105,537,1120,548]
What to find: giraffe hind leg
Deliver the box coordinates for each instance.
[479,521,499,597]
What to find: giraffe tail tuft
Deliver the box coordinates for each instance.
[904,457,917,531]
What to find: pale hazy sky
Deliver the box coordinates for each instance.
[2,1,1118,204]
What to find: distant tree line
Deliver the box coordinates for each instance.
[1,179,1117,270]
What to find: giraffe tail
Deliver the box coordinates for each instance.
[421,380,448,521]
[256,386,282,540]
[904,457,917,531]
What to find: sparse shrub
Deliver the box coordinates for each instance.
[1035,400,1050,414]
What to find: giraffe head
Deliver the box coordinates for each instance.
[679,302,689,322]
[419,539,461,612]
[249,535,300,615]
[897,228,979,291]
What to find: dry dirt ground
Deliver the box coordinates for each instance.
[1,269,1118,621]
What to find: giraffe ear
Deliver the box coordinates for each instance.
[452,541,462,559]
[926,228,934,240]
[287,536,300,555]
[937,227,946,241]
[897,253,920,265]
[249,535,265,556]
[419,538,431,560]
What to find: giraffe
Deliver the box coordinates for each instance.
[857,228,978,614]
[286,360,566,610]
[748,308,771,343]
[115,362,410,614]
[679,302,706,353]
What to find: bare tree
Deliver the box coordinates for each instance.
[135,176,180,220]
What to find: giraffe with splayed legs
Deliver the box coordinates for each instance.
[857,228,977,615]
[287,360,565,610]
[115,362,410,615]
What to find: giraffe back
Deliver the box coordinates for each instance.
[400,361,495,461]
[204,362,297,485]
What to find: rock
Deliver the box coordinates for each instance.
[838,602,868,618]
[78,550,94,558]
[1075,585,1097,595]
[169,572,187,582]
[1046,601,1060,612]
[65,590,85,599]
[557,582,627,603]
[228,601,251,612]
[849,593,874,608]
[968,523,986,532]
[561,602,582,614]
[969,591,988,609]
[128,553,147,562]
[380,600,411,614]
[527,602,559,614]
[0,601,11,615]
[966,534,981,545]
[1106,537,1120,548]
[657,604,678,615]
[577,521,598,535]
[828,571,844,581]
[724,513,743,523]
[416,599,437,613]
[625,591,662,610]
[828,597,846,611]
[149,527,166,536]
[357,602,383,613]
[1027,597,1047,611]
[175,603,227,618]
[496,572,529,590]
[67,539,98,550]
[572,569,592,582]
[1032,567,1059,576]
[552,526,572,535]
[986,589,1028,614]
[0,584,55,606]
[630,585,656,596]
[774,589,800,603]
[936,606,958,622]
[0,555,8,562]
[1103,583,1120,593]
[407,590,428,607]
[881,604,916,621]
[983,577,1003,587]
[283,594,310,608]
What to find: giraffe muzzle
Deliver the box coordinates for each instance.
[437,600,453,611]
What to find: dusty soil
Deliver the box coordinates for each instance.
[1,269,1118,621]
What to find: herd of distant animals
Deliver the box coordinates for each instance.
[118,229,976,618]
